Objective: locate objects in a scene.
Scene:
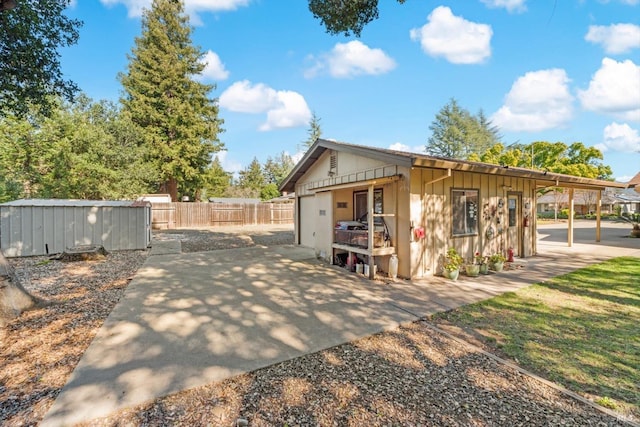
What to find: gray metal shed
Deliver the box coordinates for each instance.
[0,199,151,257]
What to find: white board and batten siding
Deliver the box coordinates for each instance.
[0,199,151,257]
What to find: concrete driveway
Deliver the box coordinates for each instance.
[41,244,451,426]
[41,221,640,426]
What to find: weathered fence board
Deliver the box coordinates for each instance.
[151,202,293,229]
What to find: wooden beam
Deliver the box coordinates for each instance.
[568,188,574,247]
[368,184,375,279]
[596,190,602,242]
[424,168,451,185]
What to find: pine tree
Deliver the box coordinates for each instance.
[237,157,265,197]
[264,152,294,185]
[202,156,231,199]
[302,111,322,149]
[119,0,223,201]
[426,99,501,160]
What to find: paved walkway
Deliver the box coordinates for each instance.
[41,221,640,426]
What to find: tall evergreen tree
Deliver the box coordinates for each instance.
[264,152,294,185]
[302,111,322,149]
[426,99,469,159]
[202,156,232,199]
[426,99,501,160]
[119,0,223,201]
[237,157,265,197]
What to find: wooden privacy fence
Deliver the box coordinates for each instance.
[151,202,293,229]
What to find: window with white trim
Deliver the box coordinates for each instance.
[452,189,478,236]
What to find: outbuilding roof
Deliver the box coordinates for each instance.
[280,139,629,193]
[0,199,149,208]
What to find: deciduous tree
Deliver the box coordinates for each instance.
[0,0,81,117]
[308,0,406,37]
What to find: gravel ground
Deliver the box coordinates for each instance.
[152,225,294,253]
[0,226,632,426]
[0,250,148,427]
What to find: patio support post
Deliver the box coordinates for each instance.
[596,190,602,242]
[568,188,574,247]
[368,184,375,279]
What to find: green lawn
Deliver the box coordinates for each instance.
[433,256,640,419]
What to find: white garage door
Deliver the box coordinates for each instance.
[298,196,316,248]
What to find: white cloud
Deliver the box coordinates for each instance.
[480,0,527,13]
[599,122,640,152]
[491,69,574,132]
[585,23,640,54]
[290,150,305,164]
[219,80,278,113]
[215,151,242,174]
[219,80,311,131]
[409,6,492,64]
[99,0,249,19]
[598,0,640,5]
[305,41,396,79]
[198,50,229,81]
[259,91,312,131]
[389,143,425,153]
[578,58,640,121]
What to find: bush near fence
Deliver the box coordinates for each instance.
[151,202,293,229]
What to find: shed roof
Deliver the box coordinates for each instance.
[280,139,629,193]
[0,199,148,208]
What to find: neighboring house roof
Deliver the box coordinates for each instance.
[208,197,261,204]
[627,171,640,192]
[537,188,640,205]
[267,193,295,203]
[280,139,629,193]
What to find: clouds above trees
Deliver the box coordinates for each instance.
[99,0,249,19]
[410,6,492,64]
[491,69,574,132]
[219,80,312,131]
[305,41,396,79]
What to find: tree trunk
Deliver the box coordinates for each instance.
[160,178,179,202]
[0,253,47,326]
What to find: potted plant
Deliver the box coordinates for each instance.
[489,253,506,272]
[465,252,485,277]
[443,248,463,280]
[476,252,490,275]
[623,213,640,238]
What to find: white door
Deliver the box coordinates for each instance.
[298,196,316,248]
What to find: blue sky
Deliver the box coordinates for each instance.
[60,0,640,182]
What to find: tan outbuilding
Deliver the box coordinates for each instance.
[279,139,628,280]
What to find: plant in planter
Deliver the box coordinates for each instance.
[443,248,463,280]
[623,213,640,238]
[489,253,506,272]
[475,252,490,275]
[465,252,485,277]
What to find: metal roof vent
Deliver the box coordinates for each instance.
[328,150,337,176]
